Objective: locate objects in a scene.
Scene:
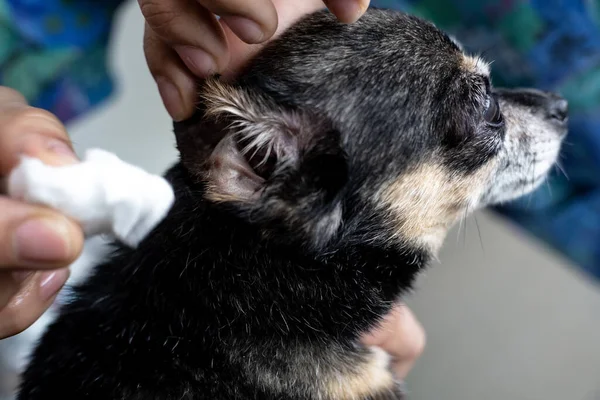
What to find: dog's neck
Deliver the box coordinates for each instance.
[105,162,429,343]
[166,162,427,270]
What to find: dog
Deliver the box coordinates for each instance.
[17,8,567,400]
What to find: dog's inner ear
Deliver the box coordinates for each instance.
[173,79,348,247]
[185,79,342,207]
[199,80,302,203]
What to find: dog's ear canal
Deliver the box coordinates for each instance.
[176,79,348,216]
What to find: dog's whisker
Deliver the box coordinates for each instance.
[522,157,534,206]
[473,212,485,253]
[462,208,468,248]
[555,160,569,180]
[524,158,537,209]
[456,210,466,245]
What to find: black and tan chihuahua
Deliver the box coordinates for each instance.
[18,8,567,400]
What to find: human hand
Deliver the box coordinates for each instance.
[141,0,370,121]
[0,87,84,339]
[361,304,426,379]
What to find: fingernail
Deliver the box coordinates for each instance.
[176,46,217,78]
[46,139,78,163]
[13,218,72,263]
[221,16,265,43]
[39,268,69,301]
[156,77,186,122]
[357,0,369,14]
[327,0,367,23]
[346,3,365,23]
[12,271,33,283]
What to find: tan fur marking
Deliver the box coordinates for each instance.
[380,161,497,252]
[461,54,490,76]
[238,344,397,400]
[324,347,394,400]
[205,190,247,204]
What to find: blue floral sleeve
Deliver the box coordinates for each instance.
[0,0,122,124]
[1,0,599,279]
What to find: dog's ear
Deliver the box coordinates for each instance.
[174,79,348,247]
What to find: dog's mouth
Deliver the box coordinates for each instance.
[480,137,563,206]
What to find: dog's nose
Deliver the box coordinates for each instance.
[546,96,569,124]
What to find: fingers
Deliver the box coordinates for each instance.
[141,0,371,121]
[361,304,426,379]
[323,0,370,23]
[0,197,84,269]
[144,24,198,121]
[140,0,276,120]
[140,0,233,121]
[197,0,278,44]
[0,268,69,339]
[0,86,84,270]
[139,0,230,77]
[220,0,330,80]
[139,0,281,120]
[0,87,78,175]
[0,87,81,339]
[0,272,19,307]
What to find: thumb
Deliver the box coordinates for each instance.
[361,304,426,379]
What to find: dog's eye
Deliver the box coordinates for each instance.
[484,95,503,126]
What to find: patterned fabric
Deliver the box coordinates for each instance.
[0,0,122,123]
[0,0,599,278]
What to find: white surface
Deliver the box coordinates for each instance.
[8,149,174,248]
[6,2,600,400]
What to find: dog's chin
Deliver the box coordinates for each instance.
[490,174,551,206]
[480,160,560,207]
[479,129,564,208]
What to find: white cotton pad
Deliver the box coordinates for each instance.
[7,148,175,248]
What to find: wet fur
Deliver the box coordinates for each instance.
[18,9,567,400]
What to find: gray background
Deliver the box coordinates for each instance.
[3,2,600,399]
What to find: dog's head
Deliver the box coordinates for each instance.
[174,9,567,255]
